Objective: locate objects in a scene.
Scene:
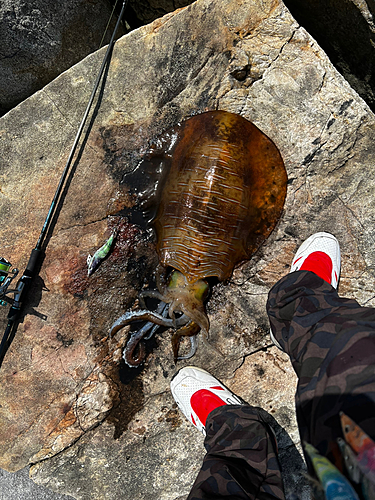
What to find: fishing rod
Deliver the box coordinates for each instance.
[0,0,128,363]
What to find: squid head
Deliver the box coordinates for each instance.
[161,270,210,360]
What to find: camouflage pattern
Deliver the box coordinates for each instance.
[187,405,284,500]
[267,270,375,465]
[187,270,375,499]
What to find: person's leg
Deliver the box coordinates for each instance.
[267,233,375,464]
[171,367,285,500]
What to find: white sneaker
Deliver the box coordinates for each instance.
[170,366,243,435]
[290,232,341,288]
[270,232,341,350]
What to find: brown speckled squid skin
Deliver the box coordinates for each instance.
[114,110,287,366]
[154,110,287,282]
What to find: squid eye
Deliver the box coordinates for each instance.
[193,280,210,301]
[167,269,186,289]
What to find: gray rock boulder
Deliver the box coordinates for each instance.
[0,0,375,498]
[0,0,125,115]
[131,0,375,113]
[283,0,375,111]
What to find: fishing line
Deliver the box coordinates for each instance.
[0,0,128,364]
[37,0,128,250]
[99,0,121,50]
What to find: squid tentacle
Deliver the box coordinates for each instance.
[112,301,191,367]
[171,321,201,363]
[177,335,198,361]
[110,309,174,337]
[118,309,169,368]
[123,329,147,367]
[110,308,191,337]
[143,301,169,340]
[138,290,165,309]
[123,303,167,366]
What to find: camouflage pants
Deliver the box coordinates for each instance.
[187,270,375,499]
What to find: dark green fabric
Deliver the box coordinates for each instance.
[187,270,375,499]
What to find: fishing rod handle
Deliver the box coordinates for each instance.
[7,247,42,321]
[26,248,42,275]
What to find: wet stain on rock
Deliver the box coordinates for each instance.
[255,364,266,378]
[56,332,73,348]
[158,404,182,432]
[99,123,149,184]
[64,260,89,297]
[164,408,182,431]
[132,425,146,436]
[109,218,141,264]
[241,325,268,349]
[65,218,140,298]
[63,213,159,346]
[61,403,72,415]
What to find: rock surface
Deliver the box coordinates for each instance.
[0,0,125,115]
[0,0,375,498]
[0,466,74,500]
[283,0,375,111]
[125,0,375,113]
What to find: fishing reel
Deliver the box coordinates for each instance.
[0,257,19,307]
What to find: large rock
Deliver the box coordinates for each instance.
[0,0,125,115]
[130,0,375,113]
[0,0,375,498]
[283,0,375,111]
